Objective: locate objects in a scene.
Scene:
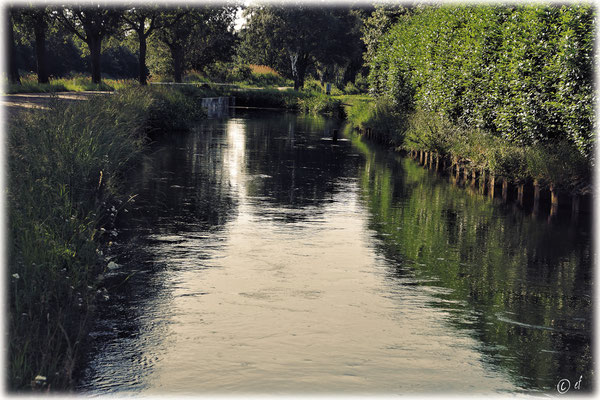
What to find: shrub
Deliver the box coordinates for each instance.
[297,93,345,118]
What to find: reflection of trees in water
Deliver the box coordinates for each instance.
[241,111,360,223]
[79,121,238,390]
[354,136,593,392]
[122,123,238,234]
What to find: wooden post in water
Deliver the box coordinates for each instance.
[435,153,439,171]
[550,184,559,216]
[502,179,508,203]
[479,168,486,195]
[419,150,424,164]
[424,152,429,167]
[517,183,524,207]
[428,152,433,169]
[470,169,477,187]
[489,175,495,198]
[463,166,469,182]
[533,179,540,216]
[571,194,580,220]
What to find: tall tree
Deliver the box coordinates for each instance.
[121,6,161,85]
[55,6,121,84]
[239,4,363,90]
[154,6,236,83]
[13,6,53,83]
[6,8,21,84]
[154,7,191,83]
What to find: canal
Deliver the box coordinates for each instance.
[77,110,592,394]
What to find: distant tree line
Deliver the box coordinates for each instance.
[236,3,367,90]
[7,2,368,91]
[7,4,237,85]
[365,4,595,159]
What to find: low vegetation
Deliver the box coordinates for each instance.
[7,86,207,391]
[5,74,136,94]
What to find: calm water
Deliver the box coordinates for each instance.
[77,111,592,395]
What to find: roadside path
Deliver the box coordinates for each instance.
[3,91,112,117]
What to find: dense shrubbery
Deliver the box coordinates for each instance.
[7,87,207,391]
[346,98,406,145]
[364,4,594,191]
[152,63,293,88]
[297,93,345,118]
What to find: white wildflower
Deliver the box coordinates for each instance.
[12,273,19,279]
[107,261,119,270]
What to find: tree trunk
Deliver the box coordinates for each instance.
[33,14,48,83]
[293,55,308,90]
[138,32,148,85]
[88,36,102,84]
[7,11,20,84]
[170,44,184,83]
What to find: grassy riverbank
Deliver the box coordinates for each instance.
[344,97,592,198]
[7,86,206,391]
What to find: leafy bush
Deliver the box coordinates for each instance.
[366,4,594,159]
[346,97,406,145]
[344,81,361,95]
[297,94,345,118]
[7,86,207,391]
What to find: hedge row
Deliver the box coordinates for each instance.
[367,5,594,159]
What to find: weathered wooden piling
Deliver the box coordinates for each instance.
[502,179,508,203]
[419,150,424,164]
[479,168,486,194]
[571,194,580,219]
[489,175,495,198]
[435,153,439,171]
[533,180,540,216]
[550,184,559,216]
[517,183,524,206]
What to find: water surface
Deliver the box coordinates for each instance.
[78,111,592,395]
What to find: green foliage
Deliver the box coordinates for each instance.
[367,5,595,159]
[7,86,206,391]
[238,4,365,89]
[233,88,304,109]
[297,93,345,118]
[346,97,407,145]
[4,74,137,94]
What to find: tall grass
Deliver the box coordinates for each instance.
[345,97,407,145]
[5,74,137,94]
[297,93,345,118]
[7,86,206,391]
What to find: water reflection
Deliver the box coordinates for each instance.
[350,132,593,391]
[78,111,592,394]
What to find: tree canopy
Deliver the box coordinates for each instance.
[238,3,364,89]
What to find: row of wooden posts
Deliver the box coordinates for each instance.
[408,149,583,219]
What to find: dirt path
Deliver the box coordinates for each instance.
[3,91,112,117]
